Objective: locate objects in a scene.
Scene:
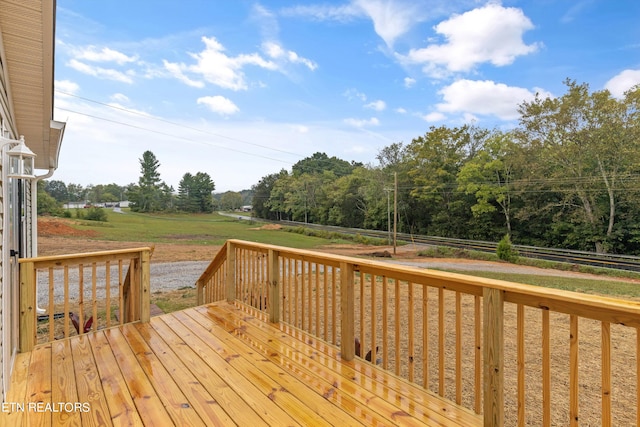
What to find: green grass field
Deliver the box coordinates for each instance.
[72,210,348,248]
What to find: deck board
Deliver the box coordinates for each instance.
[3,301,482,426]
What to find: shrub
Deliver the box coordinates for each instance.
[496,234,518,262]
[85,207,108,222]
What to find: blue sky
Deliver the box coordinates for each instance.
[51,0,640,192]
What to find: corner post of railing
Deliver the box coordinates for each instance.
[226,241,237,303]
[483,287,505,427]
[196,278,204,305]
[340,261,355,361]
[19,260,36,352]
[267,249,280,323]
[139,248,151,323]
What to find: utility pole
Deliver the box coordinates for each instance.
[393,172,397,255]
[384,187,391,245]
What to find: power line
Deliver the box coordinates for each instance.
[55,90,306,158]
[55,106,295,165]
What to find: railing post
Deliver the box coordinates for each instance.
[340,262,355,361]
[197,278,204,305]
[139,249,151,322]
[226,241,236,303]
[19,260,36,352]
[267,249,280,323]
[483,287,504,426]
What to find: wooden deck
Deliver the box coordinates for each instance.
[3,301,481,426]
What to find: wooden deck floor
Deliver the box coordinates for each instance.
[3,301,481,426]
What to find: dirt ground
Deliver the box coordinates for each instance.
[36,217,639,425]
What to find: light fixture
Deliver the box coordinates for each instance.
[7,136,36,179]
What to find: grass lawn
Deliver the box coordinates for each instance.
[71,210,349,248]
[444,269,640,299]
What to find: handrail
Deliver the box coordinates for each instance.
[198,239,640,426]
[19,247,152,352]
[196,243,227,305]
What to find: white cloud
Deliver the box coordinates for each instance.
[437,79,541,120]
[197,96,240,116]
[162,60,205,88]
[167,36,277,91]
[110,93,130,104]
[279,4,361,22]
[364,100,386,111]
[404,77,416,88]
[395,107,407,114]
[344,89,368,102]
[262,41,318,70]
[605,69,640,98]
[422,112,446,122]
[67,59,134,83]
[73,46,138,64]
[55,80,80,95]
[290,124,309,133]
[403,3,540,76]
[352,0,424,47]
[344,117,380,127]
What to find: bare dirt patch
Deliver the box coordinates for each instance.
[38,217,99,238]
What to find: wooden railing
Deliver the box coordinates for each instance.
[196,239,640,426]
[19,247,152,352]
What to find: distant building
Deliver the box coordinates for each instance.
[241,205,252,212]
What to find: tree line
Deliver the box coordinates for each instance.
[39,150,249,214]
[251,80,640,255]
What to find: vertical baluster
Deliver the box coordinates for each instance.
[408,281,414,382]
[456,291,462,404]
[323,264,328,342]
[92,263,98,332]
[475,295,481,414]
[439,288,445,397]
[294,259,299,328]
[382,276,389,370]
[570,315,579,426]
[301,260,306,330]
[542,309,550,426]
[360,272,365,357]
[422,284,428,388]
[395,279,400,376]
[118,260,124,325]
[106,261,111,328]
[332,267,337,345]
[78,264,84,335]
[48,267,54,342]
[517,304,525,426]
[370,273,377,366]
[308,261,313,332]
[601,321,611,427]
[315,263,320,336]
[64,266,70,337]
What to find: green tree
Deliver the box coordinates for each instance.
[194,173,215,212]
[252,171,284,220]
[457,130,520,235]
[66,183,86,202]
[517,80,640,253]
[406,125,485,237]
[44,180,68,203]
[129,151,169,212]
[37,181,63,215]
[219,191,243,211]
[292,152,354,177]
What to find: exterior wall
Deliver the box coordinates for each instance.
[0,41,8,403]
